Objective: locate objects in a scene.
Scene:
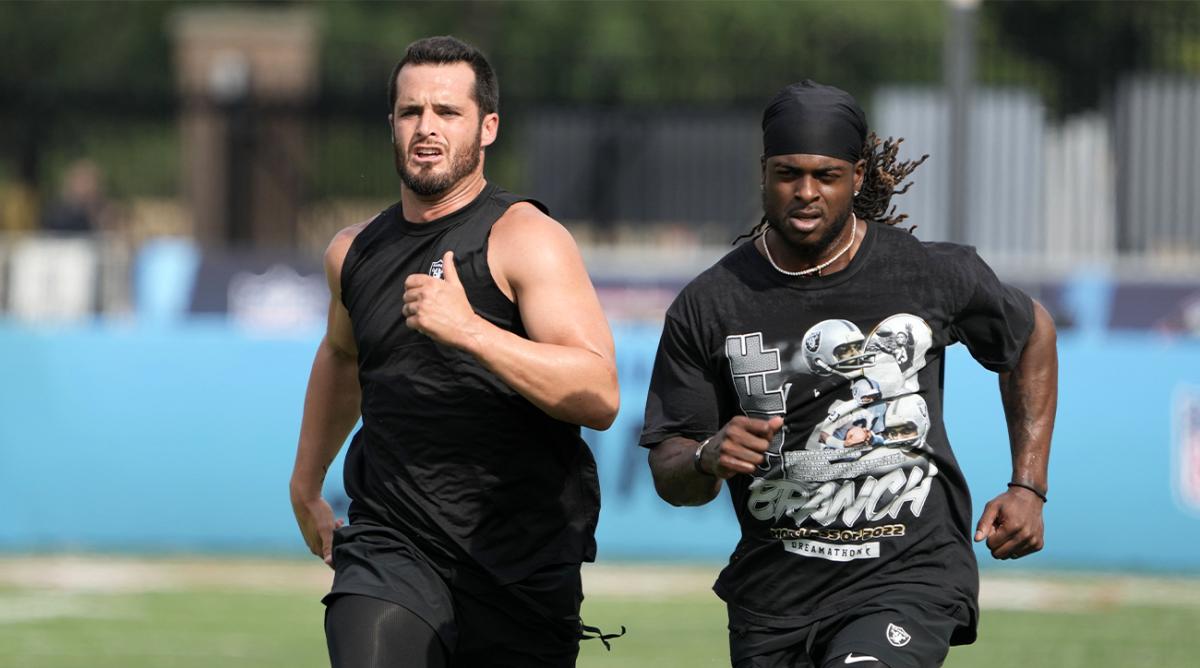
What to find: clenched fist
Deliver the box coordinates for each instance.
[697,415,785,479]
[402,250,481,349]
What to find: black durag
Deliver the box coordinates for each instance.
[762,79,867,162]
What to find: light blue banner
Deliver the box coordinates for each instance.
[1,321,1198,572]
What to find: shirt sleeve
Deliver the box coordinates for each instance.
[639,310,722,448]
[947,248,1036,373]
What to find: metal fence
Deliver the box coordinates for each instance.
[519,74,1200,277]
[524,109,761,233]
[4,2,1200,326]
[1115,76,1200,258]
[873,76,1200,274]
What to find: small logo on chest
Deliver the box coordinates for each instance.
[428,259,444,279]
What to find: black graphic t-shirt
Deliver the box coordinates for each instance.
[640,222,1034,641]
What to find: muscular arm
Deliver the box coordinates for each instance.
[648,437,723,507]
[1000,299,1057,495]
[289,225,363,565]
[290,332,360,501]
[402,204,618,430]
[647,416,783,507]
[975,299,1057,558]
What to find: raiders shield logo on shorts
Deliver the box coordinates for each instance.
[886,622,911,647]
[428,259,444,279]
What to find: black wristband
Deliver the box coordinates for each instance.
[1007,481,1047,503]
[693,438,715,476]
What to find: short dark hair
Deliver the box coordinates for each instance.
[388,36,499,117]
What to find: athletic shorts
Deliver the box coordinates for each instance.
[729,595,972,668]
[323,521,584,668]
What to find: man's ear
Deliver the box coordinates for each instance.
[480,112,499,148]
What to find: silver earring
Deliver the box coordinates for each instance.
[854,190,860,197]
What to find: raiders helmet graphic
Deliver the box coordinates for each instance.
[878,394,931,449]
[802,319,876,377]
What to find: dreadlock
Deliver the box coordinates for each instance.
[733,133,929,244]
[855,134,928,228]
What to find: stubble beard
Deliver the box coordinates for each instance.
[764,195,854,265]
[394,124,483,198]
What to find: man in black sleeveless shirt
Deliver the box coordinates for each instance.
[289,36,619,668]
[641,81,1058,668]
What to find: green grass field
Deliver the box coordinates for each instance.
[2,557,1198,667]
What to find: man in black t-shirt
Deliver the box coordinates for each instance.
[641,81,1057,668]
[288,37,619,668]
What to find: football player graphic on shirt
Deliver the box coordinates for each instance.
[812,377,886,450]
[745,314,937,531]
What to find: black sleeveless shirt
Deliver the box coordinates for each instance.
[339,183,600,584]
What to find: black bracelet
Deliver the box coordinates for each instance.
[1007,481,1047,503]
[693,437,715,476]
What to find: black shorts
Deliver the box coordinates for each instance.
[729,595,972,668]
[323,521,584,668]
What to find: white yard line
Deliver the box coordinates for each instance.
[0,592,96,623]
[0,590,138,625]
[1,557,1198,612]
[978,572,1200,611]
[0,556,333,594]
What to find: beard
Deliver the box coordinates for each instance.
[763,195,854,263]
[394,124,483,197]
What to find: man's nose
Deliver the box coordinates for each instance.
[794,176,818,202]
[415,108,439,137]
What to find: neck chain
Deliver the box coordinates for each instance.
[760,213,858,277]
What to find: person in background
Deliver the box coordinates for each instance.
[41,159,109,234]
